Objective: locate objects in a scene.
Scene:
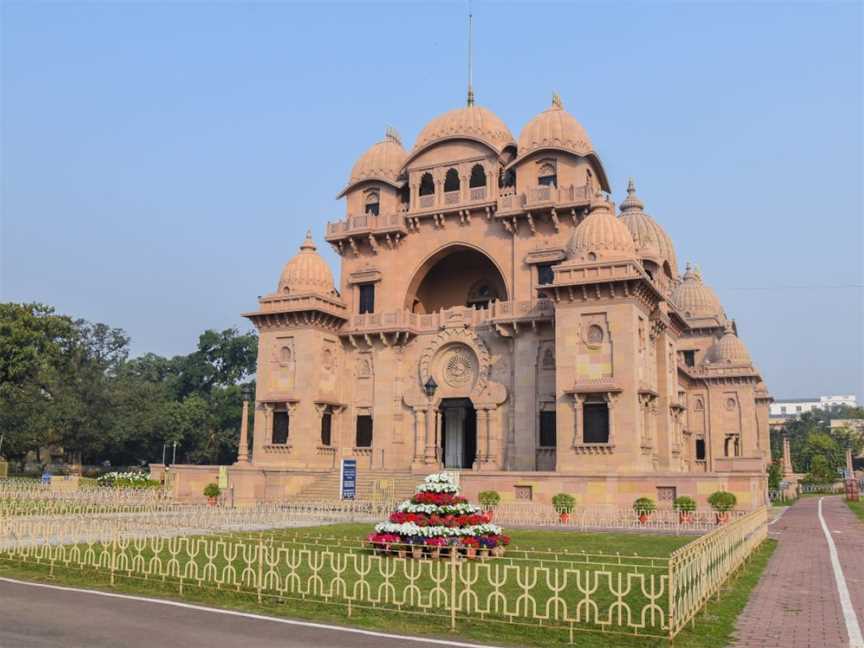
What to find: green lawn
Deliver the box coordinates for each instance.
[0,523,776,647]
[846,499,864,523]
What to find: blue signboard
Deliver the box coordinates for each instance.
[340,459,357,500]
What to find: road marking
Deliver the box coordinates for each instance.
[818,497,864,648]
[0,577,501,648]
[768,507,788,526]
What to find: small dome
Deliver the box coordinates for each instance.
[567,195,636,262]
[705,326,751,365]
[278,231,336,295]
[619,179,678,277]
[517,94,593,159]
[413,105,515,154]
[348,129,407,187]
[673,264,725,320]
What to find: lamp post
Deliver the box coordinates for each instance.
[423,377,438,464]
[237,385,252,463]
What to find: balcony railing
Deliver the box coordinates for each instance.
[497,183,592,213]
[414,186,493,212]
[325,211,406,237]
[342,300,554,336]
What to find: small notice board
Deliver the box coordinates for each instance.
[340,459,357,500]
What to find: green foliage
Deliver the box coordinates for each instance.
[708,491,737,512]
[478,490,500,507]
[0,301,257,469]
[202,483,221,498]
[767,460,782,490]
[673,496,696,512]
[771,406,864,474]
[551,493,575,513]
[803,454,838,484]
[632,497,656,515]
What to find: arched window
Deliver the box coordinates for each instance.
[466,280,499,310]
[469,164,486,188]
[538,161,557,187]
[444,168,460,192]
[419,172,435,196]
[499,168,516,188]
[364,190,379,216]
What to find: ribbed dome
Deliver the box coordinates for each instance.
[705,327,751,365]
[349,129,407,186]
[619,179,678,277]
[278,231,336,295]
[518,95,593,158]
[567,197,636,262]
[673,264,725,320]
[413,105,514,153]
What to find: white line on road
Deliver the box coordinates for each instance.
[0,577,502,648]
[818,497,864,648]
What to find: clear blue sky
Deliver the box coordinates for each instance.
[2,2,862,401]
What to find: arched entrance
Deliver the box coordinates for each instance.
[405,245,508,314]
[439,397,476,469]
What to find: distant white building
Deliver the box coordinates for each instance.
[769,394,857,418]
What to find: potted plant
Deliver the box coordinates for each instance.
[633,497,656,524]
[203,483,221,506]
[552,493,575,523]
[708,491,737,524]
[478,490,501,520]
[492,535,510,558]
[426,536,446,559]
[409,536,425,560]
[461,536,479,559]
[673,496,696,524]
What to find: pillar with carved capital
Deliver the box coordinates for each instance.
[413,406,427,465]
[606,393,617,446]
[474,408,488,469]
[424,406,437,464]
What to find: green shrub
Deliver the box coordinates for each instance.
[552,493,575,513]
[673,496,696,512]
[478,490,501,507]
[708,490,737,512]
[633,497,656,515]
[203,483,221,498]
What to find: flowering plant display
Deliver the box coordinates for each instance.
[369,473,509,558]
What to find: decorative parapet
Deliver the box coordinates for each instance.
[243,293,348,331]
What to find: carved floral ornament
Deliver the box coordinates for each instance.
[418,327,491,397]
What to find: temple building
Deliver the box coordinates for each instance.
[169,94,772,507]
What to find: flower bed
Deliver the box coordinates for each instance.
[367,473,509,558]
[96,471,160,489]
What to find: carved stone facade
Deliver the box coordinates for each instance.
[171,95,772,508]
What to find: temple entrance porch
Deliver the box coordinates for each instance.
[440,397,477,470]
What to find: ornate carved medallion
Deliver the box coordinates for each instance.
[442,344,476,388]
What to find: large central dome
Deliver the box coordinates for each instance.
[413,105,515,154]
[517,95,593,159]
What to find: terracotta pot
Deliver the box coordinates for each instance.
[492,546,505,558]
[639,513,649,524]
[207,496,217,507]
[486,510,494,522]
[465,546,477,559]
[397,548,407,559]
[411,546,424,560]
[679,512,692,524]
[431,547,442,560]
[715,512,730,525]
[478,548,489,560]
[559,512,570,524]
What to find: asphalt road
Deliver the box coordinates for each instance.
[0,578,497,648]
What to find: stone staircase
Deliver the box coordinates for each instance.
[292,470,428,502]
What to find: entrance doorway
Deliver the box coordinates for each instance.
[440,398,476,469]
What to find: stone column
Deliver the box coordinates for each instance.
[571,395,583,446]
[782,436,793,476]
[424,405,437,464]
[237,399,250,463]
[607,393,618,446]
[475,408,488,468]
[413,406,427,464]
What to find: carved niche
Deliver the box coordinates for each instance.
[270,336,295,392]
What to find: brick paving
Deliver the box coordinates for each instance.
[732,496,863,648]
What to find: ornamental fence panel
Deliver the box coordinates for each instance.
[667,507,768,637]
[0,504,769,641]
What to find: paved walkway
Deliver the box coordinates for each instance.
[733,496,863,648]
[0,578,497,648]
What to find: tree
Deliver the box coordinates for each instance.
[806,455,838,485]
[767,460,782,490]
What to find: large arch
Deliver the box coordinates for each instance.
[404,244,509,314]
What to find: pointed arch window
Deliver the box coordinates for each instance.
[444,168,460,192]
[469,164,486,188]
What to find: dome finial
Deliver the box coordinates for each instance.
[627,177,636,194]
[385,126,402,146]
[300,229,316,251]
[466,9,475,106]
[552,91,563,109]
